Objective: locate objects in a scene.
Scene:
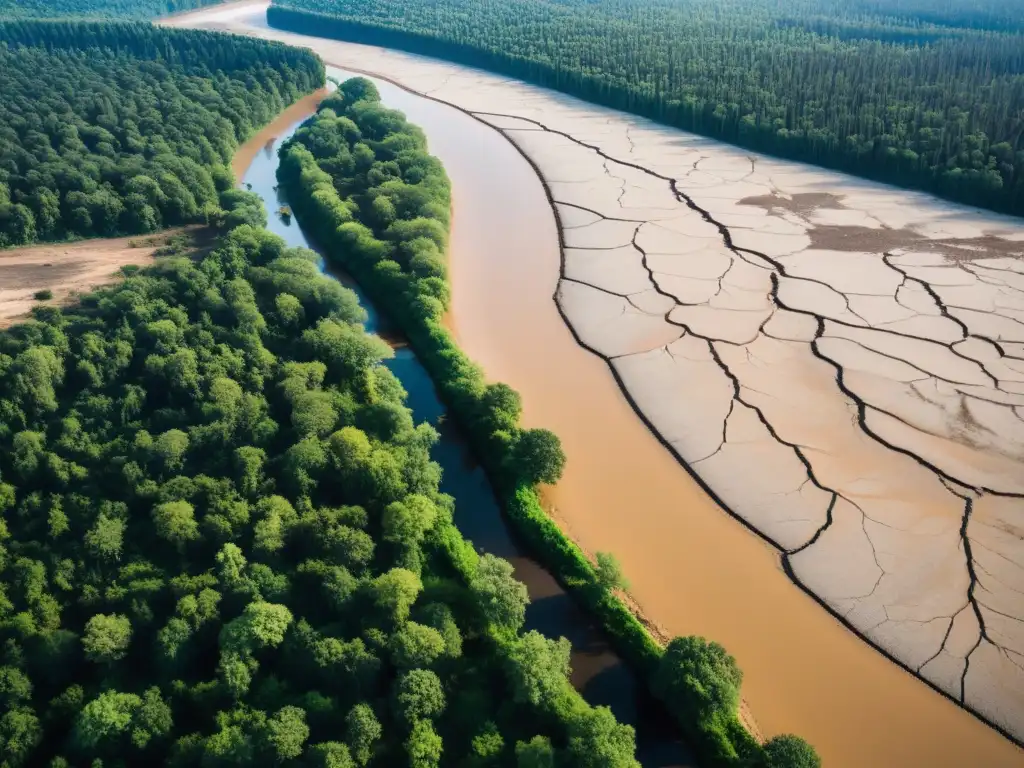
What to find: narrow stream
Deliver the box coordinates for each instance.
[242,112,695,767]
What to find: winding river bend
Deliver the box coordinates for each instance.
[235,103,694,767]
[174,3,1024,766]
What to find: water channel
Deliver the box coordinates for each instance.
[239,96,695,767]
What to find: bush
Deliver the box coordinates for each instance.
[762,734,821,768]
[33,289,52,301]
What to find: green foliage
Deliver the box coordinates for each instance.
[406,719,443,768]
[515,735,555,768]
[344,703,381,766]
[264,706,310,761]
[0,136,643,767]
[389,621,446,669]
[504,631,571,708]
[270,0,1024,215]
[471,554,528,634]
[762,734,822,768]
[0,19,324,246]
[0,0,225,18]
[594,552,629,593]
[566,706,640,768]
[82,613,132,664]
[33,290,53,302]
[655,636,744,726]
[509,429,565,486]
[393,668,445,724]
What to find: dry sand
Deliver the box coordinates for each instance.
[167,4,1024,764]
[0,233,174,327]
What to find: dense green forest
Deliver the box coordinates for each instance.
[278,78,820,768]
[0,0,224,19]
[0,148,647,768]
[0,20,323,247]
[268,0,1024,216]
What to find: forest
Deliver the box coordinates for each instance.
[0,148,648,768]
[277,78,820,768]
[0,0,224,19]
[0,20,323,247]
[268,0,1024,216]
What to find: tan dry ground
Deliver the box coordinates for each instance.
[0,233,174,327]
[168,4,1024,765]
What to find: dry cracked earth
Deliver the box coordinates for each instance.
[172,3,1024,741]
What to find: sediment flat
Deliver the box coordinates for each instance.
[167,4,1024,765]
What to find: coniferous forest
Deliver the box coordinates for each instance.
[0,21,323,247]
[268,0,1024,216]
[0,0,223,19]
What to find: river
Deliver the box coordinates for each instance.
[236,99,695,767]
[178,4,1024,765]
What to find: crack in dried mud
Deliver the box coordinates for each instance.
[472,108,1024,742]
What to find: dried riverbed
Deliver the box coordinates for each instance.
[168,4,1024,765]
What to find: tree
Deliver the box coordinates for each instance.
[83,613,132,664]
[152,500,200,548]
[418,603,462,659]
[382,495,438,545]
[470,555,528,633]
[153,429,189,472]
[309,741,356,768]
[654,636,743,725]
[762,735,821,768]
[133,687,173,748]
[85,512,126,561]
[217,543,249,589]
[234,447,267,496]
[595,552,629,592]
[74,691,141,748]
[405,719,442,768]
[510,429,565,485]
[371,568,422,626]
[504,631,571,707]
[515,736,555,768]
[221,601,293,653]
[566,706,639,768]
[0,667,32,710]
[345,703,381,767]
[340,77,381,105]
[0,707,41,766]
[468,722,503,767]
[393,669,445,724]
[263,706,309,761]
[389,622,445,669]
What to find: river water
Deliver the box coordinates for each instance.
[238,100,694,766]
[180,5,1024,761]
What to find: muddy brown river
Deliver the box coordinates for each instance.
[169,4,1024,765]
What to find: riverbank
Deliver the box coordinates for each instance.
[169,4,1024,765]
[230,86,329,179]
[233,94,697,766]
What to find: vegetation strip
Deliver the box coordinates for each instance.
[278,78,820,768]
[0,0,227,19]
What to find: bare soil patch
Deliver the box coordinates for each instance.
[0,230,197,328]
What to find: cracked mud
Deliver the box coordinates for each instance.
[484,116,1024,739]
[171,3,1024,753]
